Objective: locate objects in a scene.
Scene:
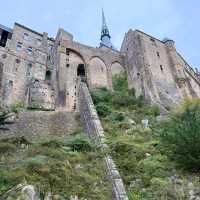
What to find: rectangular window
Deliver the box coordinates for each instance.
[27,47,33,55]
[36,38,42,46]
[160,65,163,72]
[16,42,23,51]
[157,52,160,58]
[150,38,157,46]
[66,50,70,55]
[23,33,29,40]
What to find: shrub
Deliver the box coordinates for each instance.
[66,135,94,152]
[96,103,111,117]
[10,102,25,113]
[112,92,136,107]
[144,105,160,117]
[112,73,128,92]
[160,99,200,170]
[91,87,112,105]
[109,112,124,122]
[0,142,16,154]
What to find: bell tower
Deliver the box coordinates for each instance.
[100,9,114,49]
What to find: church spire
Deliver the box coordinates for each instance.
[100,9,113,49]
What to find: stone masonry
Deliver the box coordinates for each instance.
[78,82,128,200]
[1,21,200,111]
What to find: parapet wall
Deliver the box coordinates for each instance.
[78,82,128,200]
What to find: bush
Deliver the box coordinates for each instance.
[66,135,94,152]
[91,87,112,105]
[160,99,200,170]
[0,142,16,154]
[96,103,111,117]
[112,73,128,92]
[109,112,124,122]
[112,92,136,107]
[144,105,160,117]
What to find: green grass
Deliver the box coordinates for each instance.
[91,73,200,200]
[0,134,111,200]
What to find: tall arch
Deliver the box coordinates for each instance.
[88,57,108,88]
[111,62,125,76]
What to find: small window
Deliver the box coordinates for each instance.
[66,64,70,68]
[27,47,33,55]
[66,50,70,55]
[47,55,51,61]
[16,42,23,51]
[137,72,140,77]
[23,33,29,40]
[150,38,157,46]
[36,38,42,46]
[157,52,160,58]
[8,80,13,88]
[27,62,32,76]
[15,59,21,64]
[160,65,163,71]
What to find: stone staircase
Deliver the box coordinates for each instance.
[78,82,129,200]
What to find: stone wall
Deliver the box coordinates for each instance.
[0,23,54,107]
[28,80,55,110]
[78,82,128,200]
[0,111,77,140]
[121,29,200,111]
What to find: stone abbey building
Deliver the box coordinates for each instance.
[1,11,200,112]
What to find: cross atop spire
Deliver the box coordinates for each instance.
[100,9,114,49]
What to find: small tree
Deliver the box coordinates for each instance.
[160,99,200,170]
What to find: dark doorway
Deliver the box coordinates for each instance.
[45,70,51,81]
[77,64,86,82]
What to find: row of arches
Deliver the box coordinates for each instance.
[75,56,125,88]
[58,49,125,111]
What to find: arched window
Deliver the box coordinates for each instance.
[77,64,86,82]
[45,70,51,81]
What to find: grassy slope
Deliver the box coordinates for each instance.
[0,132,111,199]
[91,74,200,200]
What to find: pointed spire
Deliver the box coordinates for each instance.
[101,8,110,38]
[100,9,113,49]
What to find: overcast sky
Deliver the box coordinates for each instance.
[1,0,199,68]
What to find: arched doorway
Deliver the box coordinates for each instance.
[77,64,86,82]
